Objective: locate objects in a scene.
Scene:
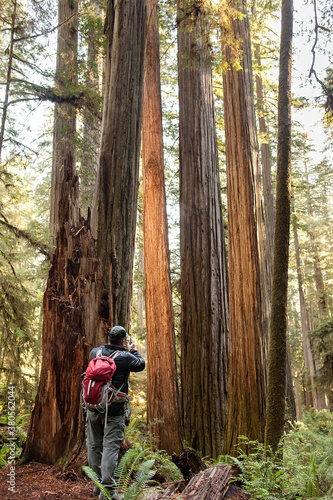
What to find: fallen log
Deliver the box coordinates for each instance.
[147,465,250,499]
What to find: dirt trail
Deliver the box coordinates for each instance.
[0,461,94,499]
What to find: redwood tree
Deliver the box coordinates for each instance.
[50,0,78,240]
[95,0,147,330]
[178,1,229,459]
[142,0,183,455]
[265,0,293,452]
[221,0,267,455]
[22,165,107,465]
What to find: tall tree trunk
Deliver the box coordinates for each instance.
[142,0,183,455]
[96,0,147,331]
[303,167,328,410]
[265,0,293,452]
[254,43,275,283]
[292,217,317,409]
[290,302,304,419]
[293,373,303,420]
[304,162,327,319]
[137,224,145,330]
[285,344,297,422]
[22,164,107,465]
[50,0,78,240]
[254,35,296,422]
[178,1,229,459]
[221,0,266,455]
[80,0,101,217]
[0,0,17,162]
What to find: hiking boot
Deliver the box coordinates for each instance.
[93,485,100,496]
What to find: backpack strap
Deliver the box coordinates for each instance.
[109,351,126,395]
[108,351,128,401]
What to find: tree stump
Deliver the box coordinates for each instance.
[171,448,206,479]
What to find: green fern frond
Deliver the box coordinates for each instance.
[82,466,112,499]
[115,446,139,482]
[228,455,247,477]
[125,459,156,500]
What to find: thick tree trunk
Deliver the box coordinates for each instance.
[142,0,183,455]
[22,164,107,465]
[222,0,266,455]
[96,0,147,330]
[178,2,229,458]
[50,0,78,240]
[265,0,293,452]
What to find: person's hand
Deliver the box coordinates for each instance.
[127,340,135,351]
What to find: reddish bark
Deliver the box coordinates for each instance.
[142,0,183,455]
[22,164,107,465]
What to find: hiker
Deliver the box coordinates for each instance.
[85,325,145,500]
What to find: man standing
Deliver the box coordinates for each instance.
[86,325,145,500]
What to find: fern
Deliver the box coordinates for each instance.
[84,451,157,500]
[115,445,148,492]
[123,459,156,500]
[84,440,182,499]
[117,448,149,494]
[82,466,112,499]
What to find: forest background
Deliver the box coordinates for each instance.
[0,0,333,498]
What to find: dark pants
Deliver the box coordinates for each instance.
[86,410,126,496]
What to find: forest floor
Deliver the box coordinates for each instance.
[0,461,94,499]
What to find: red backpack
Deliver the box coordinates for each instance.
[82,348,127,423]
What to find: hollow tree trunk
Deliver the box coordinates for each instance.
[22,164,107,465]
[142,0,183,455]
[178,1,229,459]
[96,0,147,330]
[221,0,266,455]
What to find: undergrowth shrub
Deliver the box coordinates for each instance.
[226,410,333,500]
[0,414,29,468]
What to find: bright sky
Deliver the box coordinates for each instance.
[292,0,332,164]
